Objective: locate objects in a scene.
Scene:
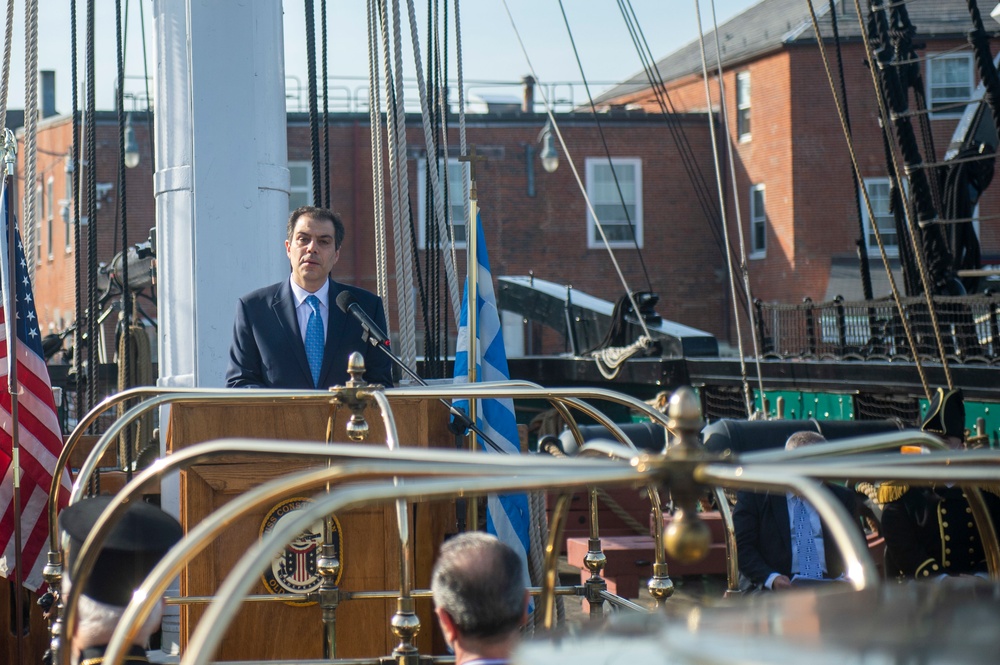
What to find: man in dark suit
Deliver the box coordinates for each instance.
[226,206,393,388]
[733,431,859,591]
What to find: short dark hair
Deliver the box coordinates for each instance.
[431,532,525,640]
[287,206,345,250]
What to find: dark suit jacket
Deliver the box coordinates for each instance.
[733,484,858,587]
[226,278,394,388]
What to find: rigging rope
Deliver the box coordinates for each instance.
[499,0,652,345]
[320,0,331,208]
[828,0,875,303]
[706,0,766,410]
[304,0,322,206]
[556,0,652,293]
[115,0,133,480]
[450,0,466,322]
[23,0,38,282]
[806,0,930,398]
[0,0,13,135]
[70,0,84,434]
[86,0,99,417]
[367,0,389,309]
[615,0,751,316]
[405,0,461,337]
[859,0,952,390]
[693,0,754,416]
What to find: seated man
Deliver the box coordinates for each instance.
[59,495,183,664]
[431,532,529,665]
[881,387,1000,580]
[733,431,859,591]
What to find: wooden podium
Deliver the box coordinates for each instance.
[167,396,455,661]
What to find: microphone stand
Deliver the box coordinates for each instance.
[362,330,510,455]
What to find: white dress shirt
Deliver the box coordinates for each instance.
[289,277,330,344]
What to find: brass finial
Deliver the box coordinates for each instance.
[664,507,712,564]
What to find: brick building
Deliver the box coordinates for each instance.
[596,0,1000,306]
[23,109,729,357]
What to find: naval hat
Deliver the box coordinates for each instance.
[60,495,183,606]
[920,387,966,441]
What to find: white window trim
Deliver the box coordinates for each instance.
[47,176,54,261]
[585,157,643,249]
[749,183,766,259]
[288,160,314,210]
[417,156,469,250]
[926,52,973,119]
[861,177,899,257]
[736,71,751,142]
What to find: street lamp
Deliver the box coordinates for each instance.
[538,119,558,173]
[124,113,140,169]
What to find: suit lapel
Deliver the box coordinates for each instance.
[272,279,313,384]
[768,493,792,553]
[320,280,351,385]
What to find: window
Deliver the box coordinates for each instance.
[750,184,766,258]
[46,177,53,259]
[35,183,42,262]
[861,178,898,255]
[417,157,469,249]
[736,71,751,140]
[927,53,973,117]
[288,161,313,211]
[585,157,643,248]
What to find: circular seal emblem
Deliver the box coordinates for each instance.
[259,497,342,606]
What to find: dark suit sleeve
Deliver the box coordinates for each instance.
[226,297,265,388]
[881,490,939,578]
[363,296,394,387]
[733,491,777,586]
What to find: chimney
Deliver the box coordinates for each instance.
[521,75,535,114]
[40,70,56,118]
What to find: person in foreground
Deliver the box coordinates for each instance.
[226,205,394,388]
[59,495,183,665]
[880,387,1000,580]
[431,532,529,665]
[733,430,859,591]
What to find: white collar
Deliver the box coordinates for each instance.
[289,277,330,308]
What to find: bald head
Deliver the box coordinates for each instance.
[785,430,826,451]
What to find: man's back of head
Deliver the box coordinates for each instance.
[431,532,527,660]
[785,430,826,451]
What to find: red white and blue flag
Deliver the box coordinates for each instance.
[0,178,70,591]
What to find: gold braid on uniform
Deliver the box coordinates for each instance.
[876,481,909,505]
[79,658,148,665]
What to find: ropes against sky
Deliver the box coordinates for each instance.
[498,0,652,342]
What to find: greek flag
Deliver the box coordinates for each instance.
[453,211,531,595]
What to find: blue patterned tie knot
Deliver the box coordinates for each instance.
[793,496,823,579]
[304,295,324,387]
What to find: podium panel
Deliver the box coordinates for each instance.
[167,397,454,661]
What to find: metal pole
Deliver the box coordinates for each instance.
[3,126,25,665]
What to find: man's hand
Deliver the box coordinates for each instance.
[771,574,792,591]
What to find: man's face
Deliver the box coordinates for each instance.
[286,214,340,292]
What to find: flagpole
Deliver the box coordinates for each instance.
[2,127,25,665]
[459,145,485,532]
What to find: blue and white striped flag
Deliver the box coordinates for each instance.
[453,211,531,596]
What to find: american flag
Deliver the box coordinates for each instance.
[0,179,71,591]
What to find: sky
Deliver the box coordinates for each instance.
[2,0,758,114]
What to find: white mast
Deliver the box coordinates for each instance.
[152,0,290,652]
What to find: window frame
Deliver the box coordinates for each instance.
[416,156,470,250]
[861,177,900,257]
[46,177,54,260]
[749,183,766,259]
[585,157,644,249]
[736,71,751,141]
[926,52,973,119]
[288,161,314,212]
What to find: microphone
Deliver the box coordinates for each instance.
[336,291,390,347]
